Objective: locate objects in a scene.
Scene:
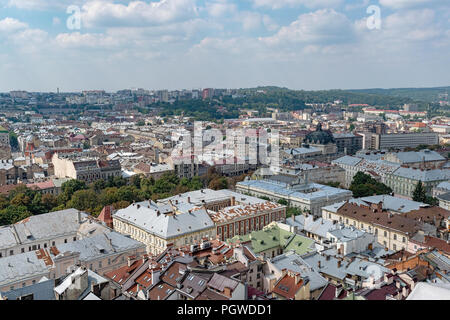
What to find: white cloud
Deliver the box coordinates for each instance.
[0,17,28,33]
[261,9,355,46]
[55,32,123,48]
[7,0,83,10]
[379,0,434,9]
[205,0,237,18]
[252,0,343,9]
[80,0,199,28]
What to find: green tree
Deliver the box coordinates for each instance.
[9,132,19,150]
[412,181,427,203]
[350,172,392,198]
[67,189,99,213]
[0,205,32,225]
[208,177,228,190]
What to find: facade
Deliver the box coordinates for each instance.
[208,201,286,241]
[384,150,446,169]
[371,133,439,151]
[113,201,216,255]
[332,155,401,188]
[0,209,110,259]
[52,153,122,183]
[321,201,431,251]
[333,133,363,155]
[0,126,11,160]
[385,167,450,198]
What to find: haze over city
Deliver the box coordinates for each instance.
[1,0,449,91]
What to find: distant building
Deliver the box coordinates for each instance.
[332,133,363,155]
[370,132,439,151]
[0,125,11,160]
[385,167,450,198]
[236,179,352,216]
[52,153,122,183]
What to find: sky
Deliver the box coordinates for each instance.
[0,0,449,92]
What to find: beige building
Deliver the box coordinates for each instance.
[113,201,216,256]
[52,153,121,183]
[321,201,433,252]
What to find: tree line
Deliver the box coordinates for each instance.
[0,168,251,226]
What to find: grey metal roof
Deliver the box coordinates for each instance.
[391,167,450,182]
[237,179,352,202]
[0,209,88,249]
[436,181,450,191]
[270,251,328,291]
[0,278,55,300]
[286,215,336,239]
[437,192,450,201]
[53,231,145,262]
[350,195,427,213]
[0,251,49,287]
[332,156,362,166]
[114,202,215,239]
[301,252,389,282]
[393,150,445,164]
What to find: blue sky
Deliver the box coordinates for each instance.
[0,0,449,92]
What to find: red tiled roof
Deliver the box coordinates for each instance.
[272,274,304,300]
[104,260,144,285]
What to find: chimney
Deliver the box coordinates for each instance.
[335,284,342,299]
[78,211,82,224]
[337,260,341,268]
[317,261,321,269]
[187,197,191,204]
[231,196,236,206]
[151,269,160,285]
[127,256,133,267]
[294,273,301,285]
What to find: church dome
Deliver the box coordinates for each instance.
[304,123,335,145]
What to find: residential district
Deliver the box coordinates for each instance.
[0,87,449,301]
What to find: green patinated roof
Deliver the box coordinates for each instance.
[227,223,315,256]
[0,125,8,133]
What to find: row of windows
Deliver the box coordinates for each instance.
[1,237,76,257]
[331,213,407,243]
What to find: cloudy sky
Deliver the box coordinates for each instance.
[0,0,449,92]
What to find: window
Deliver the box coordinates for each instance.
[43,243,47,248]
[402,237,406,243]
[21,248,25,253]
[73,237,77,241]
[52,241,55,246]
[9,250,13,255]
[98,261,102,268]
[384,231,387,237]
[64,239,67,243]
[393,244,397,250]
